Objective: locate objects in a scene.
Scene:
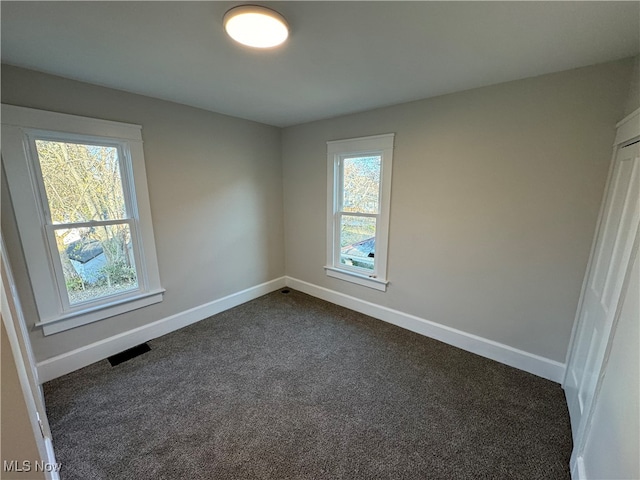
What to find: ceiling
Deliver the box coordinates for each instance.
[1,2,638,127]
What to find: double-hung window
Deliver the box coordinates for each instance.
[325,134,394,291]
[2,105,163,335]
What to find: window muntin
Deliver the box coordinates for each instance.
[326,134,394,291]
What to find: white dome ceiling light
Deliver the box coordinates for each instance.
[223,5,289,49]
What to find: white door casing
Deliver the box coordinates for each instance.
[563,108,640,477]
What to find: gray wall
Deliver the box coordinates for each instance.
[622,55,639,117]
[1,65,285,361]
[281,58,635,363]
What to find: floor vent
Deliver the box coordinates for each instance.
[108,343,151,366]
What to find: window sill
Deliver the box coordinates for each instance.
[35,289,165,335]
[324,266,388,291]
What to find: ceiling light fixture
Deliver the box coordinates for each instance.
[223,5,289,49]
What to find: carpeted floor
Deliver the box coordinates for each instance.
[44,289,572,480]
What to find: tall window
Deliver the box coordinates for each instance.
[326,134,394,291]
[34,137,140,306]
[2,105,163,335]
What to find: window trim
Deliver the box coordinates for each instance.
[2,104,164,335]
[325,133,394,291]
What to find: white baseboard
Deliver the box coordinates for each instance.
[36,277,286,383]
[37,275,565,384]
[285,276,565,383]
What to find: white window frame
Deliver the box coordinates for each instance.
[325,133,394,291]
[2,105,164,335]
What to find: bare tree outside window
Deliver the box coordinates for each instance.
[340,155,381,269]
[35,140,138,304]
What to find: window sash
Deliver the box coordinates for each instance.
[25,130,147,315]
[45,219,146,312]
[26,132,137,225]
[334,212,379,275]
[26,130,147,314]
[337,154,382,215]
[334,151,383,277]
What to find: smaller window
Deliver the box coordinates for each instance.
[326,134,394,291]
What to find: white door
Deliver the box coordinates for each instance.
[564,129,639,437]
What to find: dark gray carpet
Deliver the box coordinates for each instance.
[44,289,572,480]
